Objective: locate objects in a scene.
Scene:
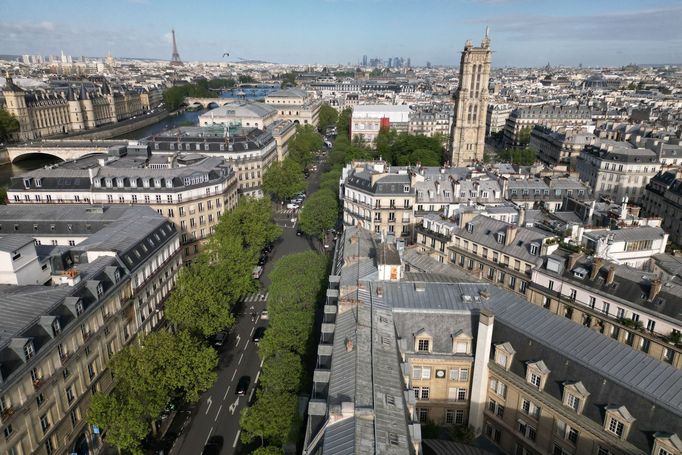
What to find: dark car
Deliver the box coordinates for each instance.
[236,375,250,396]
[258,254,267,266]
[213,331,228,347]
[253,326,266,342]
[202,435,224,455]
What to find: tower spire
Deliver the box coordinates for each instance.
[170,28,183,66]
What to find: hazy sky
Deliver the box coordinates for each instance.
[1,0,681,67]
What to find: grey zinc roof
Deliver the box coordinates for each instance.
[583,226,667,243]
[327,307,358,404]
[0,285,73,343]
[322,416,357,455]
[0,235,35,252]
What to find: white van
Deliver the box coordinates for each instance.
[252,266,263,279]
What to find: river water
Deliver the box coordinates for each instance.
[0,88,276,187]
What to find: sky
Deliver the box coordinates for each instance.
[1,0,681,67]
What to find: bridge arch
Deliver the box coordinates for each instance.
[10,151,66,165]
[206,102,220,109]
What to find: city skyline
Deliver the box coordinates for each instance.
[1,0,681,67]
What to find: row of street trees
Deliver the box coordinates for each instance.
[87,198,281,453]
[239,251,329,451]
[0,108,20,142]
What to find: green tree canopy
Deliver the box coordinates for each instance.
[374,128,444,166]
[288,125,323,169]
[0,109,20,142]
[262,158,306,201]
[318,166,342,194]
[238,75,257,83]
[336,107,352,136]
[298,189,339,239]
[212,197,282,259]
[165,259,237,336]
[259,352,303,394]
[497,147,537,166]
[240,391,299,446]
[88,392,148,455]
[317,104,339,133]
[251,447,285,455]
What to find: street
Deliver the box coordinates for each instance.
[163,152,326,455]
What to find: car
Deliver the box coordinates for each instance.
[252,326,266,342]
[202,436,224,455]
[236,376,250,395]
[252,266,263,279]
[260,309,269,320]
[258,254,267,266]
[287,203,300,209]
[213,331,228,347]
[296,229,304,236]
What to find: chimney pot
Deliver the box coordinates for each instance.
[649,278,662,301]
[590,258,603,280]
[568,253,581,270]
[606,266,616,285]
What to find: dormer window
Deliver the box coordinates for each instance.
[116,178,124,188]
[105,178,112,188]
[604,405,635,440]
[403,185,410,193]
[494,342,515,370]
[529,242,540,256]
[24,341,35,361]
[496,232,505,244]
[51,319,61,336]
[417,338,430,352]
[96,283,103,298]
[563,381,589,414]
[526,360,550,391]
[467,223,475,233]
[23,178,31,189]
[75,300,84,316]
[114,269,121,282]
[35,178,42,187]
[452,331,472,354]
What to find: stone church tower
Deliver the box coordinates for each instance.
[449,29,492,166]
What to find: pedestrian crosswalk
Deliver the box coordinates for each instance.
[276,208,297,216]
[242,292,268,304]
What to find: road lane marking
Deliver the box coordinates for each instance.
[255,371,260,384]
[205,396,213,414]
[231,369,237,381]
[238,353,243,365]
[223,386,230,400]
[249,386,256,401]
[204,426,214,445]
[249,327,255,337]
[229,397,240,414]
[214,404,222,422]
[234,334,241,347]
[244,340,250,351]
[232,430,241,448]
[260,358,264,368]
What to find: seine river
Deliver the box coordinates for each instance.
[0,86,277,188]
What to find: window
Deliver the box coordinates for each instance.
[521,398,540,418]
[607,417,624,437]
[449,368,469,381]
[412,366,431,380]
[489,379,507,398]
[421,387,430,400]
[417,339,430,352]
[3,424,13,439]
[23,341,35,361]
[36,393,45,406]
[517,421,536,441]
[530,373,541,388]
[495,352,507,367]
[567,394,580,411]
[556,420,579,444]
[66,385,75,404]
[40,413,50,433]
[418,408,428,423]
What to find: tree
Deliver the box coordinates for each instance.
[319,166,342,195]
[259,352,303,394]
[317,104,338,133]
[0,109,20,142]
[88,392,149,455]
[212,197,282,259]
[374,128,444,166]
[262,158,306,201]
[251,447,284,455]
[267,251,328,308]
[239,75,257,84]
[0,187,7,205]
[240,391,298,446]
[279,72,298,88]
[518,126,532,146]
[288,125,323,169]
[336,107,352,136]
[165,259,237,336]
[298,189,339,239]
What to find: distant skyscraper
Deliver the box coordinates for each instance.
[449,29,492,166]
[407,57,411,68]
[362,55,368,67]
[426,61,432,69]
[170,29,183,66]
[388,57,393,68]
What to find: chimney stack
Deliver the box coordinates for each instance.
[648,278,662,301]
[518,207,526,227]
[505,224,518,246]
[568,253,581,270]
[590,257,603,280]
[606,266,616,285]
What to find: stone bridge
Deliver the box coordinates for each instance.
[7,140,128,163]
[185,97,236,109]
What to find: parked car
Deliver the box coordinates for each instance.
[287,203,300,209]
[252,326,266,342]
[213,331,228,347]
[202,436,224,455]
[236,376,250,395]
[260,309,269,320]
[252,266,263,279]
[258,254,267,266]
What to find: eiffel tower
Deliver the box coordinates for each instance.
[170,29,183,66]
